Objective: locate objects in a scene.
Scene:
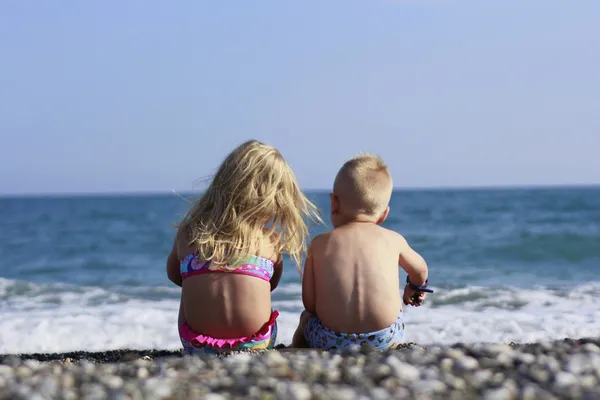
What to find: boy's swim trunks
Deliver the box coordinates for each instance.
[179,311,279,355]
[304,313,404,351]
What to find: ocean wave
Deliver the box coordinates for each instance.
[2,278,600,353]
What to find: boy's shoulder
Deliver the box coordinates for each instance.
[362,225,408,250]
[310,231,331,245]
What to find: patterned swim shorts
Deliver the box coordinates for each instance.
[304,313,404,351]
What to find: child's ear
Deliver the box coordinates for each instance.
[376,206,390,225]
[329,193,339,214]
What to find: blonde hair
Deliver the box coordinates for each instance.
[333,153,393,216]
[179,140,322,271]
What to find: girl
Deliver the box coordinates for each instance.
[166,140,321,354]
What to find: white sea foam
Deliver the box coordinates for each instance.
[1,278,600,354]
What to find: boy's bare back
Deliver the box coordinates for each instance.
[305,222,426,333]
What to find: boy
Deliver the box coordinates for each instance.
[291,153,431,350]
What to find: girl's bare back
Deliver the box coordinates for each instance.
[175,230,281,339]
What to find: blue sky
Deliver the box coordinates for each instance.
[1,0,599,195]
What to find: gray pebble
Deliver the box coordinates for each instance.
[136,367,149,379]
[455,356,479,371]
[0,365,13,377]
[276,382,311,400]
[385,356,420,381]
[369,387,392,400]
[204,394,228,400]
[483,386,513,400]
[440,358,453,372]
[469,369,492,388]
[103,375,124,390]
[582,343,600,353]
[555,372,577,387]
[418,379,447,393]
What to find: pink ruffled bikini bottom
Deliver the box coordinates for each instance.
[179,311,279,355]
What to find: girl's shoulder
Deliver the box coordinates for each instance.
[175,226,196,259]
[258,228,281,263]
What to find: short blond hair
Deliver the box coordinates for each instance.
[333,153,393,216]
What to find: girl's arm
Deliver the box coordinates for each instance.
[301,241,316,315]
[270,256,283,292]
[166,236,182,287]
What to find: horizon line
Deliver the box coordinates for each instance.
[1,183,599,199]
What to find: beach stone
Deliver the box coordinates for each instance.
[440,358,453,372]
[443,376,466,390]
[203,394,227,400]
[323,387,356,400]
[579,375,597,389]
[545,357,561,373]
[342,365,362,383]
[520,385,538,400]
[582,343,600,353]
[555,372,578,387]
[455,356,479,371]
[81,382,107,400]
[515,353,535,364]
[385,356,420,381]
[80,361,96,375]
[226,352,253,366]
[445,349,465,360]
[469,369,492,388]
[0,365,13,377]
[369,387,392,400]
[23,360,41,371]
[567,354,589,374]
[420,367,439,380]
[483,387,513,400]
[495,352,515,368]
[141,378,173,398]
[370,364,392,381]
[390,387,411,399]
[276,382,311,400]
[103,375,124,390]
[489,372,505,387]
[323,367,341,383]
[37,376,59,396]
[52,365,63,376]
[137,367,149,379]
[419,379,446,393]
[380,376,402,390]
[24,391,46,400]
[15,367,32,379]
[264,351,287,367]
[530,366,550,383]
[61,389,78,400]
[479,357,499,369]
[484,344,510,355]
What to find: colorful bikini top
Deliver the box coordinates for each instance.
[180,252,275,282]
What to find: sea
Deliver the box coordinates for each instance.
[1,187,599,354]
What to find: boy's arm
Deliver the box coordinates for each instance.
[398,234,428,286]
[301,241,316,315]
[270,256,283,292]
[166,234,183,287]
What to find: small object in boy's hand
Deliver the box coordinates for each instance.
[411,293,424,306]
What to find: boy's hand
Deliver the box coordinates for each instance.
[403,284,427,306]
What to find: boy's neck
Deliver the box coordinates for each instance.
[332,213,378,228]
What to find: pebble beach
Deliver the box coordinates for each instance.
[2,337,600,400]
